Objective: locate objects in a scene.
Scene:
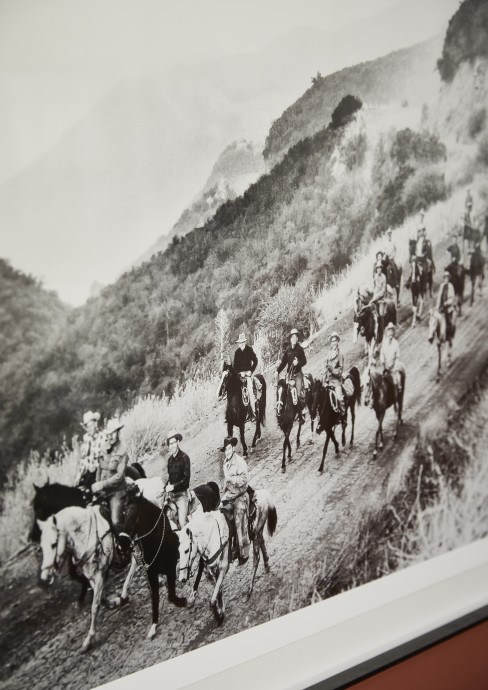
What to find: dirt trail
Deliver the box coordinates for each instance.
[1,239,488,690]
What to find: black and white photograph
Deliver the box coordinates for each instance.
[1,0,488,688]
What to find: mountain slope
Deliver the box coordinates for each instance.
[264,35,444,167]
[135,140,265,266]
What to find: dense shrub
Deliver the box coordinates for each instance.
[401,166,447,216]
[330,95,363,130]
[437,0,488,82]
[477,132,488,167]
[468,107,487,139]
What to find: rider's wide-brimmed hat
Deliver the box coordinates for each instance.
[375,261,383,269]
[443,269,451,278]
[289,328,299,337]
[235,333,247,344]
[220,436,238,451]
[105,418,124,435]
[385,322,396,332]
[82,410,100,426]
[386,227,393,234]
[329,331,340,342]
[166,428,183,445]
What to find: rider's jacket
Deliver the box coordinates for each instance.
[380,338,400,372]
[96,439,128,494]
[325,348,344,383]
[79,430,103,475]
[277,343,307,376]
[233,345,258,374]
[436,281,455,313]
[222,452,248,501]
[447,243,461,263]
[167,448,191,493]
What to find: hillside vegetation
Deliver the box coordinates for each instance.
[437,0,488,82]
[263,36,443,167]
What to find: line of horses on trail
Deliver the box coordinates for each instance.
[33,471,277,651]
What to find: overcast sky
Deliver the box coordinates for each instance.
[0,0,399,184]
[0,0,459,304]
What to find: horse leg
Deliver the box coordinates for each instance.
[146,568,160,640]
[437,343,442,381]
[68,556,90,606]
[471,278,475,306]
[349,405,355,448]
[281,432,289,473]
[318,434,330,473]
[166,564,187,608]
[296,419,302,450]
[188,557,204,608]
[330,427,340,454]
[110,554,137,608]
[81,570,105,653]
[246,537,261,601]
[251,415,260,449]
[239,423,248,457]
[210,566,228,625]
[447,339,453,368]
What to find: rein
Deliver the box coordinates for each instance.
[131,503,167,571]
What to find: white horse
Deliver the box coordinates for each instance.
[177,489,277,624]
[37,505,113,652]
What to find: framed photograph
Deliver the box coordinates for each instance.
[1,1,487,690]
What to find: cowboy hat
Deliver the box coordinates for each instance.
[82,410,100,425]
[329,331,340,342]
[386,227,393,234]
[443,269,451,278]
[105,418,124,435]
[235,333,247,344]
[385,322,396,331]
[220,436,238,451]
[375,261,383,269]
[166,428,183,445]
[289,328,299,337]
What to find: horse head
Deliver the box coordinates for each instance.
[37,514,65,587]
[176,525,198,583]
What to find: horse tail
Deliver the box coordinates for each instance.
[256,374,266,426]
[349,366,362,406]
[265,495,277,537]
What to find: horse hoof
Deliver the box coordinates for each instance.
[80,636,93,654]
[171,596,187,608]
[147,624,157,640]
[379,443,384,450]
[281,466,286,473]
[264,565,270,574]
[317,469,323,475]
[242,592,251,603]
[373,450,377,458]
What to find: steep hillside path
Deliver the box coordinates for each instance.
[2,238,488,690]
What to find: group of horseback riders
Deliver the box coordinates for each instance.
[75,405,255,567]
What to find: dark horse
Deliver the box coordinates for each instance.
[353,290,397,363]
[469,245,485,306]
[383,257,402,306]
[276,374,313,473]
[310,367,362,474]
[445,261,465,316]
[218,363,266,456]
[364,362,406,457]
[118,493,187,640]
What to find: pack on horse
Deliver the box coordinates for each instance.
[37,505,114,652]
[310,367,361,474]
[353,287,397,362]
[469,242,485,306]
[364,358,406,457]
[176,489,277,623]
[218,362,266,456]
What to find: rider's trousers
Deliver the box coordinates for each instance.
[245,374,256,413]
[167,490,189,529]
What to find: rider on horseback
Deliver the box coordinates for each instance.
[323,332,346,422]
[369,262,388,337]
[220,436,250,566]
[436,270,456,333]
[163,429,191,529]
[233,333,259,421]
[447,232,462,265]
[275,328,307,424]
[91,417,128,537]
[379,323,402,404]
[76,410,103,488]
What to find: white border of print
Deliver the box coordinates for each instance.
[99,536,488,690]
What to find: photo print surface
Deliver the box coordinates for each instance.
[1,0,488,688]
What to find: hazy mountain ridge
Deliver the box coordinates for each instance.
[135,140,265,266]
[264,36,444,167]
